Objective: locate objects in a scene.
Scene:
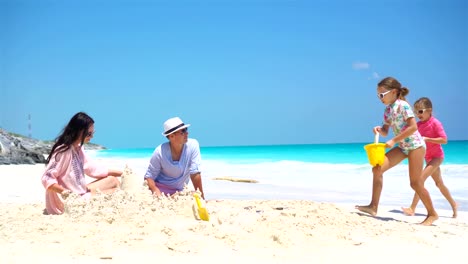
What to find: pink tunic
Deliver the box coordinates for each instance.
[41,146,109,215]
[417,116,447,161]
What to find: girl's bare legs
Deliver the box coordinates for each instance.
[356,148,406,216]
[407,147,438,225]
[402,158,442,216]
[431,165,458,218]
[87,176,121,194]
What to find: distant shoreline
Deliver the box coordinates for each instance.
[92,141,468,165]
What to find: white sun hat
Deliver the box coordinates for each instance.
[162,117,191,136]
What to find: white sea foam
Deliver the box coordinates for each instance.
[106,157,467,212]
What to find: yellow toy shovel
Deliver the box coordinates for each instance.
[193,192,210,221]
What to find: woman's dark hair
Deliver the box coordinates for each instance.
[46,112,94,164]
[378,77,410,101]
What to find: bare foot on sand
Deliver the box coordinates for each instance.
[355,205,377,216]
[452,203,458,218]
[401,207,415,216]
[420,214,439,226]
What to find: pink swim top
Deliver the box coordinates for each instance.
[417,116,447,160]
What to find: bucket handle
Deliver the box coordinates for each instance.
[374,132,379,144]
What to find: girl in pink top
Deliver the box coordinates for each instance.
[402,97,457,218]
[41,112,122,215]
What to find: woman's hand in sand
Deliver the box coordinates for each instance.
[60,190,72,199]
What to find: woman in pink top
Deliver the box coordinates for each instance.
[41,112,122,215]
[402,97,457,218]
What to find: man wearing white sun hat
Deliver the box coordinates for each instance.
[144,117,205,199]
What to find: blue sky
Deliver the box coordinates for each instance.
[1,0,467,149]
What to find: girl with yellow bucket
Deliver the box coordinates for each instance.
[355,77,438,226]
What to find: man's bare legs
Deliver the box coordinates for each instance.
[356,148,405,216]
[407,147,438,226]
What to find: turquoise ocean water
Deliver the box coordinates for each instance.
[92,141,468,213]
[96,141,468,164]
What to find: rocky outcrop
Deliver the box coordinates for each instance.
[0,128,105,165]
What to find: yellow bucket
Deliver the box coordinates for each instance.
[364,143,386,166]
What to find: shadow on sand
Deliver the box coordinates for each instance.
[389,209,426,217]
[390,209,456,220]
[353,211,405,223]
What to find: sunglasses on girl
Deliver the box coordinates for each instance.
[377,90,392,99]
[415,109,428,114]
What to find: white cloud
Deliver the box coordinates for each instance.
[353,61,380,80]
[352,61,370,70]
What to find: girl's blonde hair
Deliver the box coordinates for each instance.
[414,97,433,109]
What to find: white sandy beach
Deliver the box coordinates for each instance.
[1,164,467,263]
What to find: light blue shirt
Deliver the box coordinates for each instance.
[144,138,201,193]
